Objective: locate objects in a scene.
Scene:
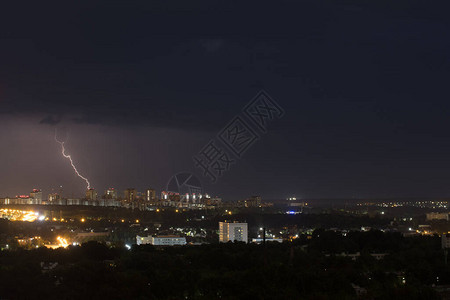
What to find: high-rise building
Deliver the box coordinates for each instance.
[85,188,97,201]
[239,195,262,208]
[105,188,117,200]
[219,221,248,243]
[124,188,137,202]
[146,189,156,202]
[48,193,60,203]
[30,189,42,204]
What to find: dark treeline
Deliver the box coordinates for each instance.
[0,230,445,299]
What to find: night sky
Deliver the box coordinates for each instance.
[1,0,450,201]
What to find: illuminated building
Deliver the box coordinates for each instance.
[426,212,449,221]
[15,195,32,205]
[30,189,42,204]
[239,195,262,208]
[101,188,120,207]
[124,188,145,210]
[204,196,222,206]
[124,188,137,202]
[151,236,186,246]
[0,197,12,205]
[219,221,248,243]
[136,235,152,245]
[105,188,117,200]
[138,235,186,246]
[85,188,97,201]
[146,189,156,202]
[48,193,60,203]
[66,198,82,205]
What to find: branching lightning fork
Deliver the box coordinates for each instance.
[55,130,91,190]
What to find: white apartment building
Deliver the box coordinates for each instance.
[219,221,248,243]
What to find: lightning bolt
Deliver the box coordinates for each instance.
[55,130,91,190]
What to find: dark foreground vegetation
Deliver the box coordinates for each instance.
[0,231,446,299]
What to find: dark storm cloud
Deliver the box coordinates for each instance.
[1,0,449,131]
[40,115,62,126]
[200,39,225,53]
[1,0,450,199]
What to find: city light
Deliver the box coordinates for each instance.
[0,208,40,222]
[57,236,69,248]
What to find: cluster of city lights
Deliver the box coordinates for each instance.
[357,200,448,209]
[0,208,41,222]
[56,236,69,248]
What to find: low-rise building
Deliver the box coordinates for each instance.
[136,235,152,245]
[136,235,186,246]
[152,235,186,246]
[427,212,449,221]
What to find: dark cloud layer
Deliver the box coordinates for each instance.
[0,0,450,199]
[40,115,62,125]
